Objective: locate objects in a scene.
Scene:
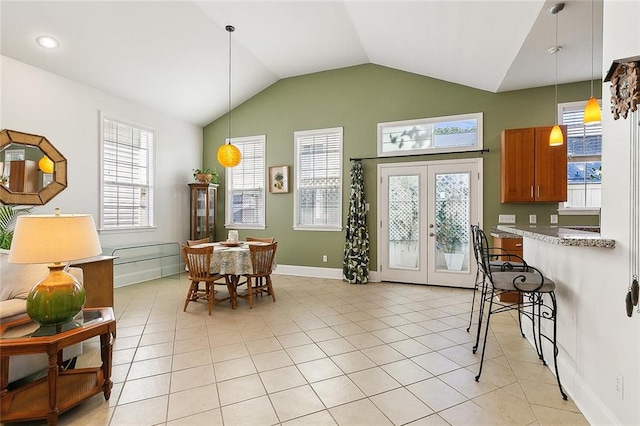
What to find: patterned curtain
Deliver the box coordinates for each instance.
[343,160,370,284]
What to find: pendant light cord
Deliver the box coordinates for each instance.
[555,10,559,123]
[590,0,594,98]
[226,25,234,146]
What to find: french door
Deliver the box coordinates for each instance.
[378,159,482,288]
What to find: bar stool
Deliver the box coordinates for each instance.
[473,226,567,400]
[467,225,528,353]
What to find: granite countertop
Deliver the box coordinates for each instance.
[490,226,521,239]
[496,225,615,248]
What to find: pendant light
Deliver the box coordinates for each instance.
[217,25,242,168]
[549,3,565,147]
[583,0,601,125]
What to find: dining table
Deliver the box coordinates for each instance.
[193,241,275,309]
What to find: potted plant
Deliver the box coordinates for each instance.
[192,167,220,185]
[0,205,33,250]
[435,202,467,270]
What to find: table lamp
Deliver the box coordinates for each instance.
[8,210,102,327]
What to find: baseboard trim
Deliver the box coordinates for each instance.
[273,264,380,282]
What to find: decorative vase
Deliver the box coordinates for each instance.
[26,265,86,326]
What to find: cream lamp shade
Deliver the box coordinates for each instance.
[8,212,102,327]
[8,214,102,264]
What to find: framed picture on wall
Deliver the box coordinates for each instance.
[269,165,289,193]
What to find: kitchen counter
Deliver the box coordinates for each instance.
[496,225,615,248]
[490,226,521,239]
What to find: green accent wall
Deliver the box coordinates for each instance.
[203,64,601,270]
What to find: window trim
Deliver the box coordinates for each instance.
[377,112,483,157]
[557,100,602,215]
[99,111,156,233]
[293,126,343,231]
[224,135,266,230]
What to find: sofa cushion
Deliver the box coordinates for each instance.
[0,252,46,302]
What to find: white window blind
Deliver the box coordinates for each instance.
[225,135,265,228]
[559,101,602,212]
[294,127,343,230]
[101,115,154,229]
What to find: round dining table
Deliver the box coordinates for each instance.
[193,241,275,308]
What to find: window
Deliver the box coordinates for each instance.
[225,135,266,229]
[378,113,483,157]
[559,101,602,213]
[101,114,154,230]
[294,127,343,231]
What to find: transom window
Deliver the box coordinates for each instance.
[294,127,343,231]
[378,113,483,157]
[100,114,154,230]
[225,135,266,229]
[559,101,602,213]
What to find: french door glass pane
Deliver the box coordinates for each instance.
[434,172,470,272]
[388,175,419,270]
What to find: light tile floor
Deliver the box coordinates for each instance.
[8,274,589,425]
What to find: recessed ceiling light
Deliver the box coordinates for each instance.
[36,36,59,49]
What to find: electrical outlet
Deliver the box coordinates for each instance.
[529,214,537,224]
[616,373,624,399]
[550,214,558,224]
[322,255,328,263]
[498,214,516,224]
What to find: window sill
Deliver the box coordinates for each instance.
[98,226,157,234]
[557,208,600,216]
[293,226,343,232]
[224,224,266,230]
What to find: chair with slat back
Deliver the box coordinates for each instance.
[245,236,275,243]
[187,238,210,247]
[182,245,233,314]
[236,242,277,309]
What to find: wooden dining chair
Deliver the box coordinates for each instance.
[245,236,275,243]
[187,237,210,246]
[182,245,233,315]
[237,242,277,309]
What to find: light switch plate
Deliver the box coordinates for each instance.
[550,214,558,224]
[529,214,537,224]
[499,214,516,224]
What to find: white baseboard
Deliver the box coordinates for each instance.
[273,264,380,282]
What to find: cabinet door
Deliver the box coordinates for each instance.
[534,126,567,202]
[500,128,535,202]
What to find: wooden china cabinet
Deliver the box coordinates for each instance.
[188,183,217,242]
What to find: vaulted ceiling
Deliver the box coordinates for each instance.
[1,1,603,127]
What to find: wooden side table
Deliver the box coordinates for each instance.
[0,308,116,425]
[71,256,116,308]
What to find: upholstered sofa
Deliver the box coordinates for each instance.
[0,249,83,383]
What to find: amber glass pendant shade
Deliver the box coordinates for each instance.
[583,97,602,125]
[38,155,54,173]
[549,124,564,146]
[27,265,86,325]
[217,143,242,168]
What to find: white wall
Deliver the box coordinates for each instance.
[522,1,640,424]
[1,56,202,282]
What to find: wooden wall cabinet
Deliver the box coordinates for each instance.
[500,126,567,203]
[188,183,217,242]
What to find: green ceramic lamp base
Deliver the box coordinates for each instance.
[26,264,86,326]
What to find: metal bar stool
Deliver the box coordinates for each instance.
[473,226,567,400]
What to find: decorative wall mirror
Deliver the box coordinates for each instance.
[0,129,67,205]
